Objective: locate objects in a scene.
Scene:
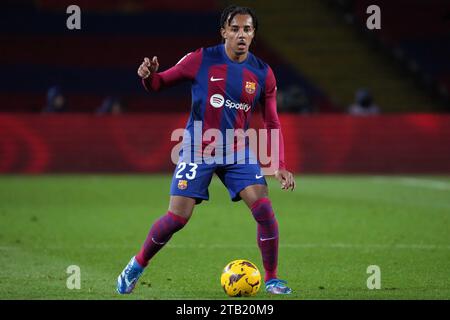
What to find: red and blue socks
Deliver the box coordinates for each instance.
[251,198,279,282]
[135,200,279,282]
[135,211,188,268]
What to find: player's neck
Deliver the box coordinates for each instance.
[224,45,248,63]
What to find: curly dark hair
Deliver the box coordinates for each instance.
[220,5,258,32]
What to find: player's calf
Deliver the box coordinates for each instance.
[250,198,279,282]
[136,211,188,267]
[117,211,188,294]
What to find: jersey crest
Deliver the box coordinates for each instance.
[245,81,256,94]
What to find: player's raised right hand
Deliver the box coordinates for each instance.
[138,56,159,79]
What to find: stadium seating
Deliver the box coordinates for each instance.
[36,0,219,12]
[2,1,446,113]
[0,2,327,113]
[230,0,447,112]
[351,0,450,106]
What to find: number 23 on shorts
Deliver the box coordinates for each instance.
[175,162,198,180]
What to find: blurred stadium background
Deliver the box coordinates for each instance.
[1,0,450,300]
[0,0,449,174]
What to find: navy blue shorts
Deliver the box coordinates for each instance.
[169,152,267,204]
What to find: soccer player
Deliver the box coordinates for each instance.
[117,5,296,295]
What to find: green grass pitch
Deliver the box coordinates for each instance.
[0,175,449,299]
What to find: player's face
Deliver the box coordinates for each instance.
[221,14,255,57]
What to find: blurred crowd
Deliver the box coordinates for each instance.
[42,84,379,116]
[43,85,124,115]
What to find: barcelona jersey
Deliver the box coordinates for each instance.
[142,44,286,203]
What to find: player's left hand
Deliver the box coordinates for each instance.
[274,169,296,191]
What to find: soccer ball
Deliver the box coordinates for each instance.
[220,259,261,297]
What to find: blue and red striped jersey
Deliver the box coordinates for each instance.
[143,44,286,169]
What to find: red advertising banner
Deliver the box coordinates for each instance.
[1,113,449,174]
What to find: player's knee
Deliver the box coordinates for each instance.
[168,209,192,223]
[168,211,189,230]
[150,211,189,243]
[168,196,195,221]
[250,197,276,224]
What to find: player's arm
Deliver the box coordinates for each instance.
[261,66,296,191]
[138,49,203,92]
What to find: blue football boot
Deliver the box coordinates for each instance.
[265,279,292,295]
[117,256,145,294]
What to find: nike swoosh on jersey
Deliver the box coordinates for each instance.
[255,174,264,179]
[210,76,224,82]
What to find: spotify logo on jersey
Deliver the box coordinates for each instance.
[210,94,225,108]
